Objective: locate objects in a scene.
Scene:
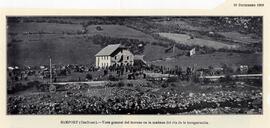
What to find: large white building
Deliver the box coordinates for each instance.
[95,44,134,68]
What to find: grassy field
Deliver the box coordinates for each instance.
[217,31,261,44]
[7,23,157,66]
[158,33,239,49]
[8,22,83,34]
[152,18,261,44]
[86,25,155,41]
[154,19,212,32]
[149,52,262,68]
[143,43,186,61]
[8,35,102,66]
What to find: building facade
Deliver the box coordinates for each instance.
[95,44,134,68]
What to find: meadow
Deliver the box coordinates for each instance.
[158,32,239,49]
[150,52,262,69]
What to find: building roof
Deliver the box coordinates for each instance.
[95,44,123,56]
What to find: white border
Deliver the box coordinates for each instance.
[0,0,225,9]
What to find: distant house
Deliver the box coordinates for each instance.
[189,48,196,56]
[95,44,134,68]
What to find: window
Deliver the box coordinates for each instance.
[127,56,129,60]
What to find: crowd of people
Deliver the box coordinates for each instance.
[7,86,262,114]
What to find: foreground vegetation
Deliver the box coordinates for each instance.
[7,79,262,114]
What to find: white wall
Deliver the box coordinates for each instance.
[96,56,111,68]
[111,49,134,66]
[122,49,134,65]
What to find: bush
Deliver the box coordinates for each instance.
[7,81,41,94]
[220,75,233,83]
[105,82,115,87]
[248,65,262,74]
[117,81,125,87]
[86,74,93,80]
[170,83,177,87]
[167,77,178,82]
[127,83,133,87]
[27,81,41,87]
[161,83,169,88]
[108,75,119,81]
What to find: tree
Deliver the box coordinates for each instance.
[248,65,262,74]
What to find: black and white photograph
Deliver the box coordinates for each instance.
[7,16,262,115]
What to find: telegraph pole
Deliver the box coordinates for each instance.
[173,44,175,53]
[50,58,52,83]
[49,57,56,92]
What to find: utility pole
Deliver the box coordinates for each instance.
[172,44,175,53]
[50,58,52,83]
[49,57,56,92]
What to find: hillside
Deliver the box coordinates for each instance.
[7,17,262,67]
[8,21,156,66]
